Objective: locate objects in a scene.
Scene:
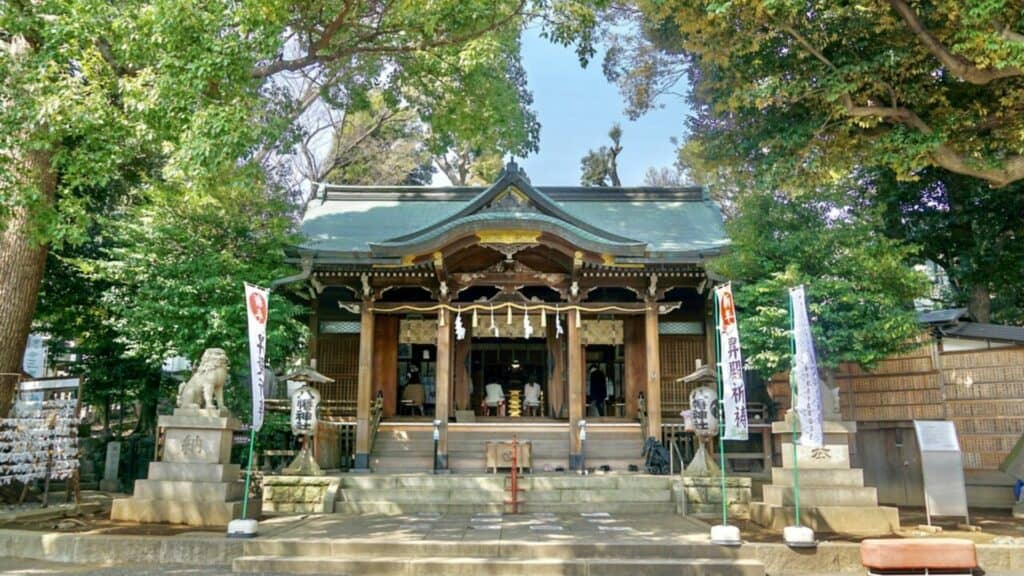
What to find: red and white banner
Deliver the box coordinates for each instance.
[245,283,268,432]
[716,284,748,440]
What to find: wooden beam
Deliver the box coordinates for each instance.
[353,301,375,470]
[546,316,566,418]
[624,316,645,418]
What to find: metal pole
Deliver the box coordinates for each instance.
[714,289,728,527]
[433,419,440,474]
[788,291,801,527]
[240,424,257,519]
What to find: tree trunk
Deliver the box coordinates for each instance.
[968,284,991,323]
[0,148,55,415]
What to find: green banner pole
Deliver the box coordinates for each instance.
[714,289,728,527]
[788,290,801,527]
[240,423,257,519]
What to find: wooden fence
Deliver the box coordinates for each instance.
[768,338,1024,472]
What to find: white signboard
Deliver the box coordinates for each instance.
[715,284,748,440]
[244,283,268,432]
[790,286,823,448]
[22,334,46,378]
[914,420,969,524]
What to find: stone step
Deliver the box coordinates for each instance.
[769,467,864,487]
[242,540,742,561]
[232,555,765,576]
[337,474,672,490]
[336,487,672,505]
[132,479,243,502]
[331,501,684,515]
[110,497,260,527]
[761,485,879,507]
[750,502,900,535]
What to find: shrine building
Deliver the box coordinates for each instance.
[289,162,730,472]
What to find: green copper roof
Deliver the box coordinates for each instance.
[297,165,729,263]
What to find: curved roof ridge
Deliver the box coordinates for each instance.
[379,162,644,247]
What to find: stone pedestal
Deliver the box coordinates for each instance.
[1014,500,1024,519]
[677,476,751,519]
[111,409,260,527]
[751,420,899,535]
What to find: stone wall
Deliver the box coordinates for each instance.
[262,476,340,514]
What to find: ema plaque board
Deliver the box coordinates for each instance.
[914,420,969,524]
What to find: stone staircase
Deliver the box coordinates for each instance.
[371,421,645,474]
[333,473,676,514]
[232,535,765,576]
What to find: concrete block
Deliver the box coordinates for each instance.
[750,502,899,535]
[762,485,879,507]
[133,479,243,501]
[110,497,260,527]
[770,467,864,487]
[781,443,851,469]
[147,462,241,482]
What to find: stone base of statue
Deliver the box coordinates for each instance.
[751,419,899,535]
[110,408,260,527]
[677,476,751,518]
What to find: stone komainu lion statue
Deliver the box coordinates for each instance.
[177,348,229,413]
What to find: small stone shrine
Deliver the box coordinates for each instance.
[751,384,899,535]
[111,348,259,526]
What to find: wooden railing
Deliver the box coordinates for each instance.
[368,393,384,455]
[637,393,649,438]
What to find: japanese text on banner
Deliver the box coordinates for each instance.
[245,283,268,432]
[790,285,824,448]
[716,284,748,441]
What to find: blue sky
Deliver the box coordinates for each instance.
[516,27,692,186]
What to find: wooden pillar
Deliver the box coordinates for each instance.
[435,309,452,469]
[353,301,375,470]
[644,300,662,439]
[453,335,472,412]
[623,316,645,418]
[372,316,399,417]
[568,310,584,469]
[546,317,566,417]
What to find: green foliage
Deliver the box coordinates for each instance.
[611,0,1024,189]
[711,187,928,375]
[579,123,623,186]
[875,168,1024,324]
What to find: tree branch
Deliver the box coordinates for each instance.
[251,0,527,79]
[888,0,1022,85]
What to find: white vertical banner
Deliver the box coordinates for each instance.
[789,285,823,448]
[245,283,268,432]
[716,284,748,440]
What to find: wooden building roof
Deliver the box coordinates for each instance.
[295,162,729,268]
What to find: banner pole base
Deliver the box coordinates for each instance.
[783,525,816,548]
[227,518,259,539]
[710,524,742,546]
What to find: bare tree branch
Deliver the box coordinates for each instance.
[888,0,1022,85]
